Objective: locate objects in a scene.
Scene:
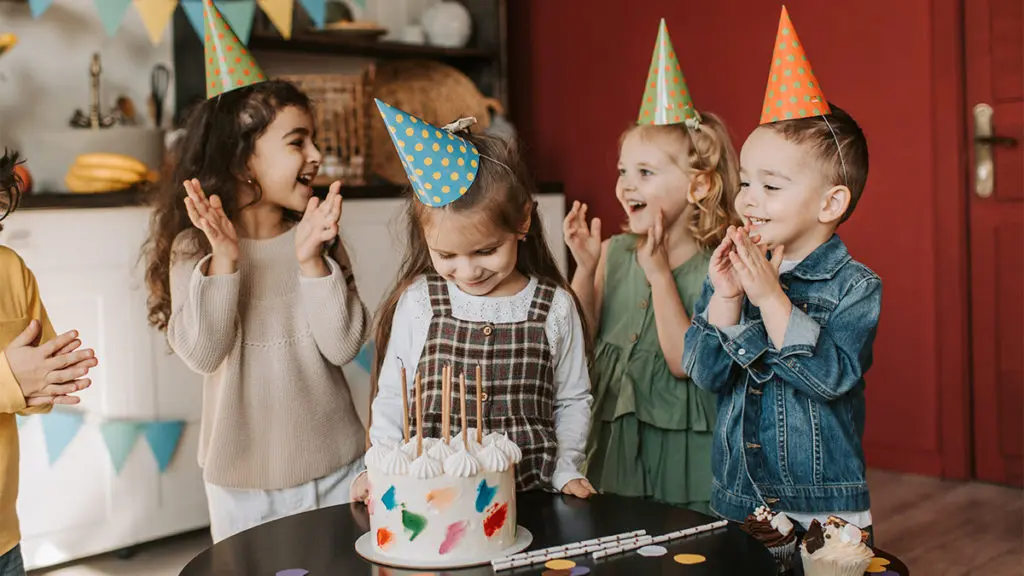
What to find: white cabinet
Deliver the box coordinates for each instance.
[3,207,208,570]
[3,193,566,569]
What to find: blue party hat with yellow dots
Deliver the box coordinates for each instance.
[375,99,481,207]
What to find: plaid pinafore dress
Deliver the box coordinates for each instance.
[419,274,558,492]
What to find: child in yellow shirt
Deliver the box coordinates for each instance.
[0,150,98,574]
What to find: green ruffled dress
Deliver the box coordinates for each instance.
[585,234,716,514]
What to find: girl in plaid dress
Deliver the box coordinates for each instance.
[362,100,596,498]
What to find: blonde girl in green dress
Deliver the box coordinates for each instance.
[563,19,740,513]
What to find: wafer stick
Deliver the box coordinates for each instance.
[476,365,483,444]
[459,372,468,451]
[415,371,423,456]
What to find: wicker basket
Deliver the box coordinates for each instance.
[278,66,376,185]
[370,60,503,184]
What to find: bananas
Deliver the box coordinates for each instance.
[65,153,153,194]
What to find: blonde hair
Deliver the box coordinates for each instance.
[621,112,741,250]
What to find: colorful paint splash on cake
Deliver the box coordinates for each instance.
[402,509,428,541]
[382,485,397,511]
[376,527,394,550]
[475,479,497,513]
[483,502,508,537]
[426,486,460,513]
[438,520,469,554]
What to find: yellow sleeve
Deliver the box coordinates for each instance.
[0,259,56,416]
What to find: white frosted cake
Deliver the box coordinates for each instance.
[365,428,522,563]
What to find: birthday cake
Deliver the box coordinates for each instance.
[364,428,521,563]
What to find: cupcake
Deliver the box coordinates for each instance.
[800,516,874,576]
[740,505,796,573]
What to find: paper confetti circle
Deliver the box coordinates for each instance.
[673,553,707,565]
[637,545,668,557]
[569,567,591,576]
[275,570,309,576]
[759,6,830,124]
[544,559,577,570]
[375,99,480,207]
[866,557,893,573]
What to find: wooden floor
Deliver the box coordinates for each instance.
[869,469,1023,575]
[28,469,1024,575]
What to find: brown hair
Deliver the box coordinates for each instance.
[761,103,869,223]
[371,130,592,381]
[141,80,314,331]
[621,111,742,250]
[0,149,26,231]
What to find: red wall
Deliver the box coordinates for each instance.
[509,0,948,476]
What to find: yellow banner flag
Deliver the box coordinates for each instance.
[133,0,178,45]
[257,0,294,40]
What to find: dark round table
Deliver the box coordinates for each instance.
[179,492,909,575]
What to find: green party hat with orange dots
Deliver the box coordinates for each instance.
[375,99,481,208]
[759,6,831,124]
[638,19,699,127]
[204,0,265,99]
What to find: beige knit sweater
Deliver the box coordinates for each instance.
[167,228,368,489]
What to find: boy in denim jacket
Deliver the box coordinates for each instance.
[682,12,880,540]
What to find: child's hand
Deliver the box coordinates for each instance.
[183,178,239,262]
[636,208,671,282]
[563,201,602,274]
[561,477,598,499]
[708,226,747,300]
[349,469,370,503]
[295,181,342,273]
[729,229,785,308]
[5,321,97,406]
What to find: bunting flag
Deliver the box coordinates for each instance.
[40,410,85,465]
[95,0,134,37]
[257,0,295,40]
[15,415,26,429]
[100,421,142,474]
[355,340,373,374]
[297,0,325,29]
[133,0,179,45]
[143,420,185,473]
[27,0,54,18]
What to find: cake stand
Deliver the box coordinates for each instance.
[354,526,533,570]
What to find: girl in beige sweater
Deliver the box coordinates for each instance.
[142,77,369,543]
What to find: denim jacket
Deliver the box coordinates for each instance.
[681,235,882,522]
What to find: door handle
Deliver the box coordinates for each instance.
[972,103,1019,198]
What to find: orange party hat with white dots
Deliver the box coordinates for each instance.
[638,19,698,126]
[204,0,265,99]
[759,6,831,124]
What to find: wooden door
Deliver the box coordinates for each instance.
[965,0,1023,487]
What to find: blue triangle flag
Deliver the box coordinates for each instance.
[143,421,184,473]
[355,340,373,373]
[94,0,133,36]
[41,411,84,465]
[180,0,206,39]
[100,421,142,474]
[28,0,53,18]
[298,0,325,29]
[15,415,25,429]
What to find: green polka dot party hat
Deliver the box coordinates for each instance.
[375,99,480,208]
[638,18,698,126]
[759,5,830,124]
[204,0,265,99]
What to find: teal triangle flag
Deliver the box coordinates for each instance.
[100,421,142,474]
[180,0,205,39]
[298,0,325,29]
[143,421,184,473]
[28,0,53,18]
[15,415,25,429]
[94,0,133,36]
[355,340,373,373]
[217,0,257,45]
[41,411,84,465]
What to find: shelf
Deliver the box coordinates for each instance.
[19,182,565,210]
[248,33,496,62]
